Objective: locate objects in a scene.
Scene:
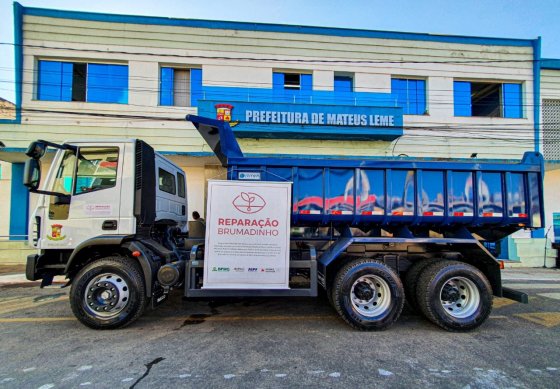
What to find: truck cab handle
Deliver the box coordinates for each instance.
[102,220,118,230]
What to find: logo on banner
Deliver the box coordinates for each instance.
[215,103,233,122]
[232,192,266,214]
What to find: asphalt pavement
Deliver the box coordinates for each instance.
[0,267,559,388]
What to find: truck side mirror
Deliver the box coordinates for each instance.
[26,141,47,159]
[23,158,41,191]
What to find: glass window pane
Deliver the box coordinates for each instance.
[334,76,353,93]
[49,150,77,220]
[87,64,128,104]
[416,79,426,114]
[272,72,284,90]
[52,150,76,195]
[391,78,425,115]
[454,81,472,116]
[160,67,174,106]
[38,61,72,101]
[159,168,176,195]
[75,147,119,194]
[190,68,203,107]
[177,172,186,198]
[503,83,522,118]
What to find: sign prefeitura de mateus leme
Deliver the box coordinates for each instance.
[198,101,403,141]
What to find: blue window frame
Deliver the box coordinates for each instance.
[37,60,128,104]
[159,67,202,107]
[37,61,73,101]
[503,83,522,118]
[334,75,354,104]
[334,76,353,93]
[391,78,426,115]
[273,72,312,103]
[87,64,128,104]
[454,81,522,118]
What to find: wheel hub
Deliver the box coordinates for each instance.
[441,284,460,302]
[439,277,481,319]
[354,281,374,301]
[84,274,130,319]
[350,275,391,317]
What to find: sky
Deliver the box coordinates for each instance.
[1,0,560,103]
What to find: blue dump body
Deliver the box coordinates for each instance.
[187,115,545,241]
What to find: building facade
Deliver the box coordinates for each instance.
[1,3,559,265]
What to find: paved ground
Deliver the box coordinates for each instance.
[0,268,559,389]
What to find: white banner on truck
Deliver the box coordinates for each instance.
[203,180,292,289]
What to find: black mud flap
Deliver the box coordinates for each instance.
[26,254,40,281]
[502,287,529,304]
[151,286,168,309]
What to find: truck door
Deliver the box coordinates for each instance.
[40,144,124,249]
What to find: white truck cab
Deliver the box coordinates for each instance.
[29,139,187,250]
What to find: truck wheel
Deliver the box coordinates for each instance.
[416,261,493,331]
[331,259,404,331]
[404,258,443,313]
[70,256,147,329]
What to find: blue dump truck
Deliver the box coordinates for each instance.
[23,115,544,331]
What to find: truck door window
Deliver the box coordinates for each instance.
[159,168,176,195]
[49,150,77,220]
[75,147,119,195]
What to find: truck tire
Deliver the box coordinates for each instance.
[70,256,147,329]
[331,259,404,331]
[404,258,443,313]
[415,260,493,331]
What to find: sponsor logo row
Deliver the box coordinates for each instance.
[211,267,280,273]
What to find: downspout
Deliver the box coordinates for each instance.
[13,2,23,124]
[532,36,541,153]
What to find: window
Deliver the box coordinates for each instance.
[75,147,119,195]
[391,78,427,115]
[334,75,353,93]
[454,81,522,118]
[160,67,202,107]
[159,168,176,195]
[177,172,186,198]
[273,72,312,103]
[334,74,354,104]
[273,72,312,91]
[37,60,128,104]
[49,150,76,220]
